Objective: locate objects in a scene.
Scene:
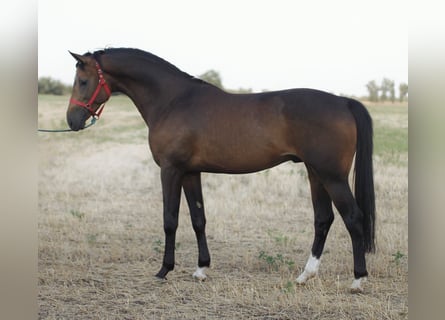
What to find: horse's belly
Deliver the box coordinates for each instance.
[191,145,296,174]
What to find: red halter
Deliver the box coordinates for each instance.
[70,61,112,118]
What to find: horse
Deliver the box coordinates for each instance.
[66,48,375,293]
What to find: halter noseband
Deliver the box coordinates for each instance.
[70,61,111,118]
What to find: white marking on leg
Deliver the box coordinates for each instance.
[196,201,202,209]
[192,266,207,281]
[350,277,367,293]
[296,255,320,284]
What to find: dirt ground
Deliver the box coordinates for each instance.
[38,95,408,319]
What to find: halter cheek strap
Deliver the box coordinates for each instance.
[70,61,112,118]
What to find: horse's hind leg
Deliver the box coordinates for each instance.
[183,172,211,280]
[297,166,334,284]
[322,178,368,293]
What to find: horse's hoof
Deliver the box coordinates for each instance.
[155,266,170,280]
[296,270,317,284]
[192,267,207,281]
[154,275,167,281]
[296,255,319,285]
[350,277,366,294]
[350,287,364,294]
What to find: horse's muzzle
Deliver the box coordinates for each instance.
[67,107,89,131]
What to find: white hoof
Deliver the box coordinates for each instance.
[350,277,367,293]
[296,270,317,284]
[296,255,320,284]
[192,267,207,281]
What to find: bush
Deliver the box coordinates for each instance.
[38,77,70,95]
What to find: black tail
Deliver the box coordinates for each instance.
[348,99,376,253]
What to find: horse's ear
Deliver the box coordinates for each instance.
[69,51,87,66]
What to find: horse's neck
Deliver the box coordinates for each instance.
[108,63,191,127]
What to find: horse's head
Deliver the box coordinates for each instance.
[67,51,111,131]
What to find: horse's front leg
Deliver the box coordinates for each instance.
[182,172,210,280]
[155,166,183,279]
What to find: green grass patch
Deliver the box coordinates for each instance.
[374,126,408,156]
[366,103,408,164]
[258,250,295,271]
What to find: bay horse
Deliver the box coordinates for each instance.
[66,48,375,292]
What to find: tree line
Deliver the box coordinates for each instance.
[39,72,408,102]
[200,71,408,102]
[38,77,71,95]
[366,78,408,103]
[198,70,253,93]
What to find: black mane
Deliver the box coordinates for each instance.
[89,48,207,85]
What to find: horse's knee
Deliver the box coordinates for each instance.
[164,220,178,235]
[192,217,206,233]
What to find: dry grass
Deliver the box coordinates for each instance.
[38,95,407,319]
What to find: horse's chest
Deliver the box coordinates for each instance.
[148,128,194,167]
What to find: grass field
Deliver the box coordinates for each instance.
[38,94,408,319]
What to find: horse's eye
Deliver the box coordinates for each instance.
[79,79,88,87]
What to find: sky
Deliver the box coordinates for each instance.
[38,0,407,97]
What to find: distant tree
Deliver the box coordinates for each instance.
[198,70,223,89]
[399,83,408,102]
[228,87,253,94]
[380,78,394,102]
[388,79,396,103]
[366,80,379,102]
[38,77,70,95]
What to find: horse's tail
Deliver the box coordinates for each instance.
[348,99,376,253]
